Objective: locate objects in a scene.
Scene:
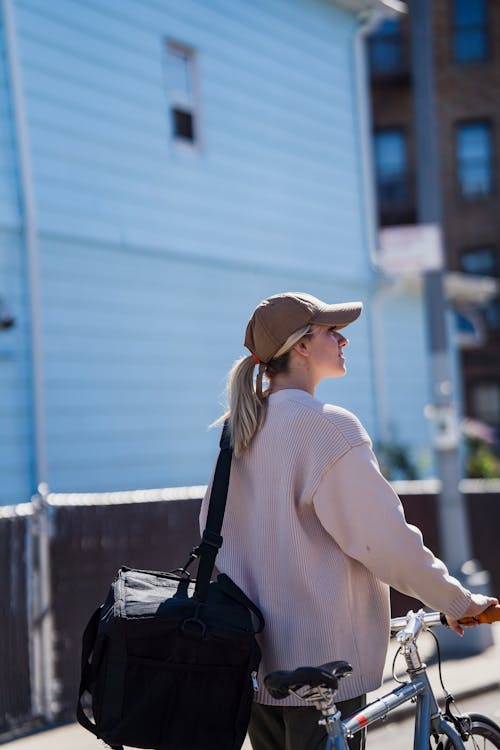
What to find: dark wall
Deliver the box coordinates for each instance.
[52,491,500,721]
[51,498,203,720]
[2,489,500,734]
[391,492,500,617]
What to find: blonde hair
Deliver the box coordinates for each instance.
[218,325,313,457]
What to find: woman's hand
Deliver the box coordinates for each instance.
[446,593,499,636]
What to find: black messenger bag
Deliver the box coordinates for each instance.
[76,424,264,750]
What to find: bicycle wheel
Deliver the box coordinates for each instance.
[443,714,500,750]
[465,715,500,750]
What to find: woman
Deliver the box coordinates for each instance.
[200,291,497,750]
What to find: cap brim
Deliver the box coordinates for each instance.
[312,301,362,330]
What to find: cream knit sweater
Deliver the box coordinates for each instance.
[200,389,471,706]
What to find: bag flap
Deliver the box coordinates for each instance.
[114,567,195,619]
[213,574,265,634]
[107,568,264,637]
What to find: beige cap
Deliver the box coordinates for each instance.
[244,292,362,364]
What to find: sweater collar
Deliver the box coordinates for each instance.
[268,389,318,406]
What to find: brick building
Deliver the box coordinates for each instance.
[369,0,500,437]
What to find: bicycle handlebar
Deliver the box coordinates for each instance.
[390,603,500,633]
[457,603,500,626]
[389,610,441,632]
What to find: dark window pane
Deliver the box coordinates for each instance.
[373,130,409,209]
[461,249,498,276]
[455,0,486,24]
[369,38,403,73]
[374,130,406,173]
[456,122,493,197]
[169,49,192,98]
[454,28,488,61]
[375,19,401,36]
[377,175,408,203]
[453,0,488,61]
[172,108,194,141]
[471,381,500,426]
[484,300,500,330]
[369,20,403,74]
[461,249,500,332]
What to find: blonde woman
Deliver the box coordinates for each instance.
[200,292,496,750]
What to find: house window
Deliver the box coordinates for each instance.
[165,42,199,146]
[368,20,404,75]
[373,129,408,205]
[456,121,493,198]
[452,0,488,63]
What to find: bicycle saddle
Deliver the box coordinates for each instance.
[264,660,352,700]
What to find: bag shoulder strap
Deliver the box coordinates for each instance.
[194,421,232,601]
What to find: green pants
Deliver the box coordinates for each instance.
[248,695,367,750]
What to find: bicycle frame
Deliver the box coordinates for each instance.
[317,611,468,750]
[327,668,466,750]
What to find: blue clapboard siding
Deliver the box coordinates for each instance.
[0,228,33,502]
[14,0,367,277]
[0,13,20,230]
[377,289,434,475]
[0,0,434,501]
[39,232,375,492]
[0,12,33,503]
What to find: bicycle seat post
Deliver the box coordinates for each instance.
[315,693,344,746]
[297,685,342,739]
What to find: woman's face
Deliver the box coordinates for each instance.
[305,325,349,380]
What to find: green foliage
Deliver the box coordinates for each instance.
[375,441,419,481]
[466,438,500,479]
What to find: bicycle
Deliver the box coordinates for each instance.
[264,606,500,750]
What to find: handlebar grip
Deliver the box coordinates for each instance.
[458,603,500,626]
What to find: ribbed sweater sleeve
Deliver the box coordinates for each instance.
[313,444,471,620]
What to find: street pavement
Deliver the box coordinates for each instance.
[1,624,499,749]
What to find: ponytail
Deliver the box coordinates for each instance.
[216,324,314,457]
[217,355,267,458]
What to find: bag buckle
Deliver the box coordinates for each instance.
[194,530,223,559]
[175,547,200,578]
[201,530,223,549]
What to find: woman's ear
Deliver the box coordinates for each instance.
[292,340,310,359]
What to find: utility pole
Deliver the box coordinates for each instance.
[410,0,493,656]
[409,0,472,574]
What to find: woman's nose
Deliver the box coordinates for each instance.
[336,332,348,347]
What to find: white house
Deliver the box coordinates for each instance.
[0,0,440,506]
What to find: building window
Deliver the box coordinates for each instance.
[368,20,404,75]
[461,248,500,330]
[471,381,500,427]
[461,248,498,276]
[165,42,199,146]
[452,0,488,63]
[456,121,493,198]
[373,129,408,205]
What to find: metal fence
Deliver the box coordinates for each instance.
[0,505,32,735]
[1,480,499,738]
